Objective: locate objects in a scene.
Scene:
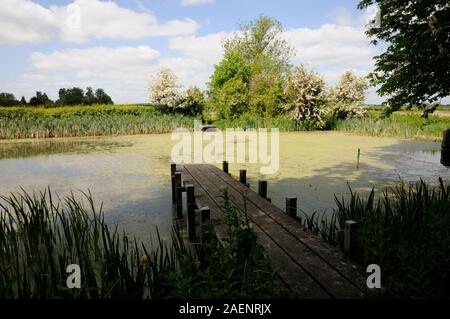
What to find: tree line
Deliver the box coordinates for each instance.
[0,87,113,107]
[148,15,369,128]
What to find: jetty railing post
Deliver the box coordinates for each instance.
[239,169,249,187]
[285,197,297,219]
[258,180,268,199]
[222,160,229,174]
[344,220,359,259]
[171,163,176,204]
[186,184,196,241]
[200,207,211,243]
[174,172,183,218]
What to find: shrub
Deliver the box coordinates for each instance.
[147,68,181,111]
[176,86,205,116]
[212,78,249,118]
[330,71,368,119]
[284,65,328,128]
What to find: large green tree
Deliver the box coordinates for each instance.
[358,0,450,114]
[209,15,294,118]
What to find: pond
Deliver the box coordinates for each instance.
[0,132,448,241]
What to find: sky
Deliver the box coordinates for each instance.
[0,0,387,104]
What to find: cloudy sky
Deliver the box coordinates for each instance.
[0,0,385,104]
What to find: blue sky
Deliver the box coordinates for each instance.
[1,0,385,103]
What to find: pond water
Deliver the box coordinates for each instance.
[0,132,448,241]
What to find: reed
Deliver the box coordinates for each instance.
[303,179,450,297]
[0,188,279,298]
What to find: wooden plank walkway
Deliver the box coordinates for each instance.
[176,164,367,299]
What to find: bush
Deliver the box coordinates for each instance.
[284,65,328,128]
[176,86,205,116]
[212,78,249,118]
[330,71,368,119]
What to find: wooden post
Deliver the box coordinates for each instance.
[200,207,211,243]
[186,184,196,241]
[200,206,210,224]
[174,172,183,218]
[344,220,359,259]
[356,148,361,169]
[171,163,176,204]
[222,160,229,174]
[239,169,249,187]
[285,197,297,219]
[258,180,268,199]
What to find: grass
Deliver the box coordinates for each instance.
[0,187,280,299]
[303,179,450,298]
[333,111,450,141]
[0,105,195,139]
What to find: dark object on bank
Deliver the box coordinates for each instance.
[441,129,450,167]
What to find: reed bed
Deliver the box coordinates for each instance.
[0,105,195,139]
[304,179,450,298]
[0,188,279,299]
[334,113,450,141]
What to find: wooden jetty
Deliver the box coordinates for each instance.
[171,163,367,299]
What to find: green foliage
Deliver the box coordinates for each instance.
[334,111,450,140]
[0,93,20,106]
[176,86,205,116]
[209,15,293,119]
[0,188,280,298]
[212,78,249,118]
[58,87,113,105]
[29,91,53,107]
[358,0,450,114]
[304,180,450,297]
[0,105,194,139]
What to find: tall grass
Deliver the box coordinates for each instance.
[0,188,279,298]
[0,105,195,139]
[334,112,450,141]
[304,179,450,298]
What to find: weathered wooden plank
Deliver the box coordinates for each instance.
[184,164,356,298]
[204,164,367,293]
[182,164,331,298]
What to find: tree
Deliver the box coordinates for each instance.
[0,93,19,106]
[148,68,180,111]
[212,78,249,118]
[177,86,205,116]
[84,87,97,105]
[358,0,450,114]
[330,71,368,119]
[284,66,328,128]
[94,88,113,105]
[20,96,27,106]
[249,73,284,116]
[29,91,53,106]
[209,15,294,118]
[58,87,85,105]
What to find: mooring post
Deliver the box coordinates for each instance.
[171,163,176,204]
[222,160,229,174]
[344,220,359,259]
[174,172,183,218]
[285,197,297,219]
[356,148,361,169]
[186,184,196,241]
[239,169,249,187]
[258,180,268,199]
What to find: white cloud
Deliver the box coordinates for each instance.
[168,32,228,64]
[0,0,199,45]
[0,0,57,45]
[52,0,199,42]
[181,0,215,7]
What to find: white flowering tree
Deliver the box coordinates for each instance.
[147,67,180,110]
[331,71,368,119]
[284,65,328,128]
